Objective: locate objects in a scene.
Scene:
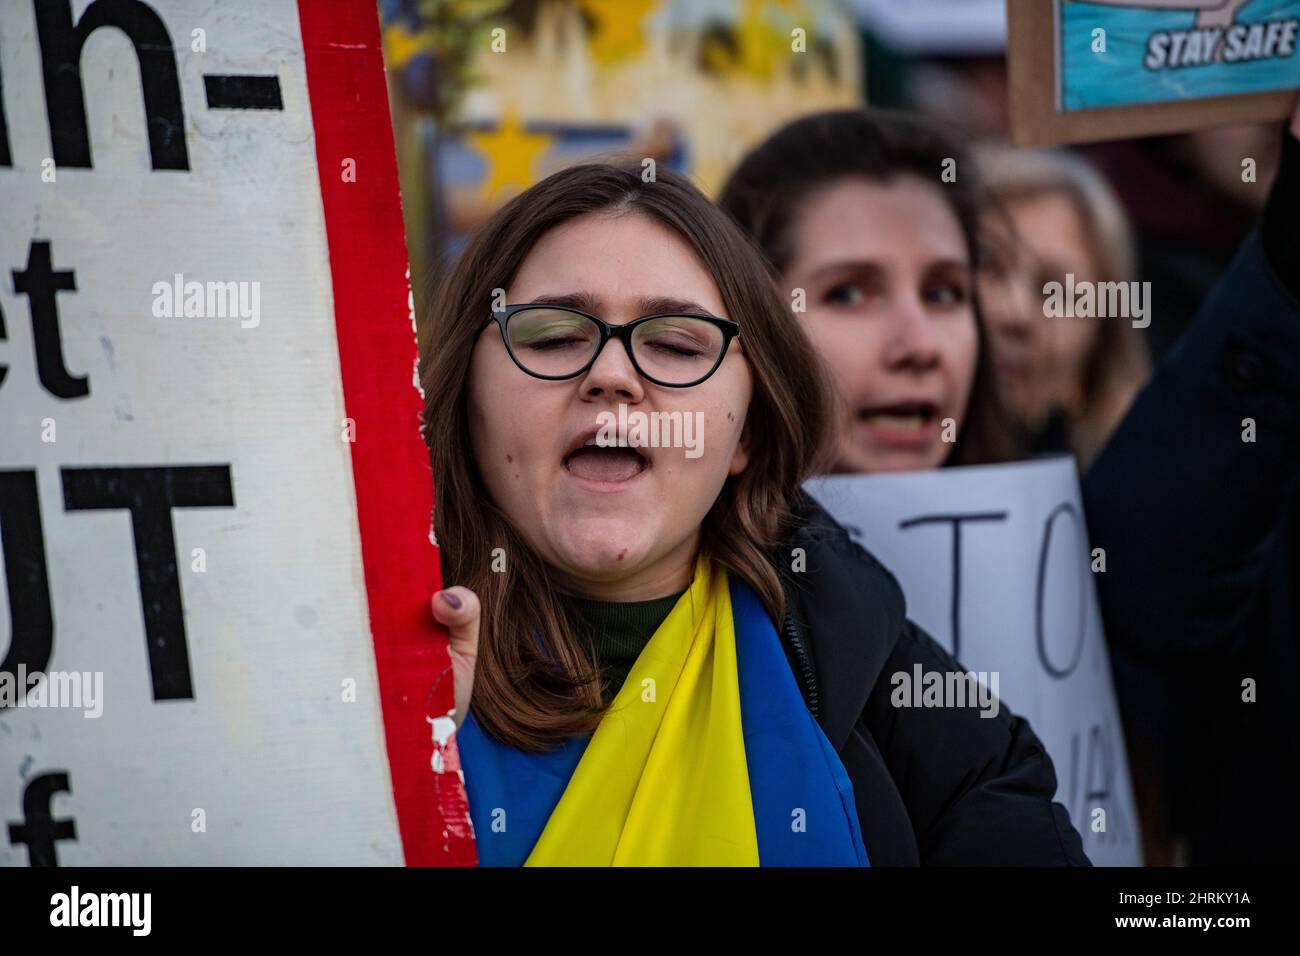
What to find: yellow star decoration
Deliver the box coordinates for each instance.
[465,108,554,202]
[381,23,424,71]
[703,0,812,81]
[737,0,800,81]
[577,0,659,66]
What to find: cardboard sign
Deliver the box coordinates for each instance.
[1009,0,1299,145]
[848,0,1009,55]
[806,457,1142,866]
[0,0,473,865]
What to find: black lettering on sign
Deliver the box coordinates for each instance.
[203,74,284,110]
[62,465,234,701]
[897,512,1007,660]
[0,298,8,389]
[0,471,55,704]
[7,771,76,867]
[1035,502,1086,679]
[1067,722,1131,846]
[34,0,189,170]
[0,59,11,167]
[11,240,87,400]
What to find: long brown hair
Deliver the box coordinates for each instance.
[718,108,1023,467]
[419,161,834,752]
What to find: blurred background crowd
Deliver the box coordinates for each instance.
[380,0,1278,361]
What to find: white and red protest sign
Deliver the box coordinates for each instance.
[0,0,473,865]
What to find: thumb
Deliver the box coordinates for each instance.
[432,586,480,655]
[431,586,480,729]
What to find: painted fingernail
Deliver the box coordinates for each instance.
[440,590,462,610]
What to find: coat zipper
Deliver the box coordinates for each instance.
[781,605,820,719]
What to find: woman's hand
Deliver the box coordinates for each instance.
[431,586,481,730]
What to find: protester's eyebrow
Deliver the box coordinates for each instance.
[524,292,716,317]
[524,291,600,312]
[636,295,714,315]
[926,258,974,277]
[806,258,969,282]
[805,259,885,283]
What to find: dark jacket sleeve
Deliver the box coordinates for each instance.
[862,619,1091,866]
[1082,138,1300,664]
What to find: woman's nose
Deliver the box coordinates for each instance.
[1011,277,1042,330]
[983,277,1038,340]
[579,337,645,401]
[883,298,941,371]
[992,304,1034,341]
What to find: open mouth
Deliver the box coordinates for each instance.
[563,438,650,484]
[857,401,939,431]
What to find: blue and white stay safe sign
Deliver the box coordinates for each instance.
[1060,0,1300,109]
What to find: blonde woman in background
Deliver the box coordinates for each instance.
[978,149,1172,863]
[976,148,1151,469]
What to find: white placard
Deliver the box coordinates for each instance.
[807,457,1141,866]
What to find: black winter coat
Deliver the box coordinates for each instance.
[774,492,1091,866]
[1083,230,1300,865]
[1082,130,1300,865]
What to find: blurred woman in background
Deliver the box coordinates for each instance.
[720,108,1165,863]
[974,151,1170,863]
[719,108,1020,474]
[977,149,1150,469]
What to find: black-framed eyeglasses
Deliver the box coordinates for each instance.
[491,304,741,387]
